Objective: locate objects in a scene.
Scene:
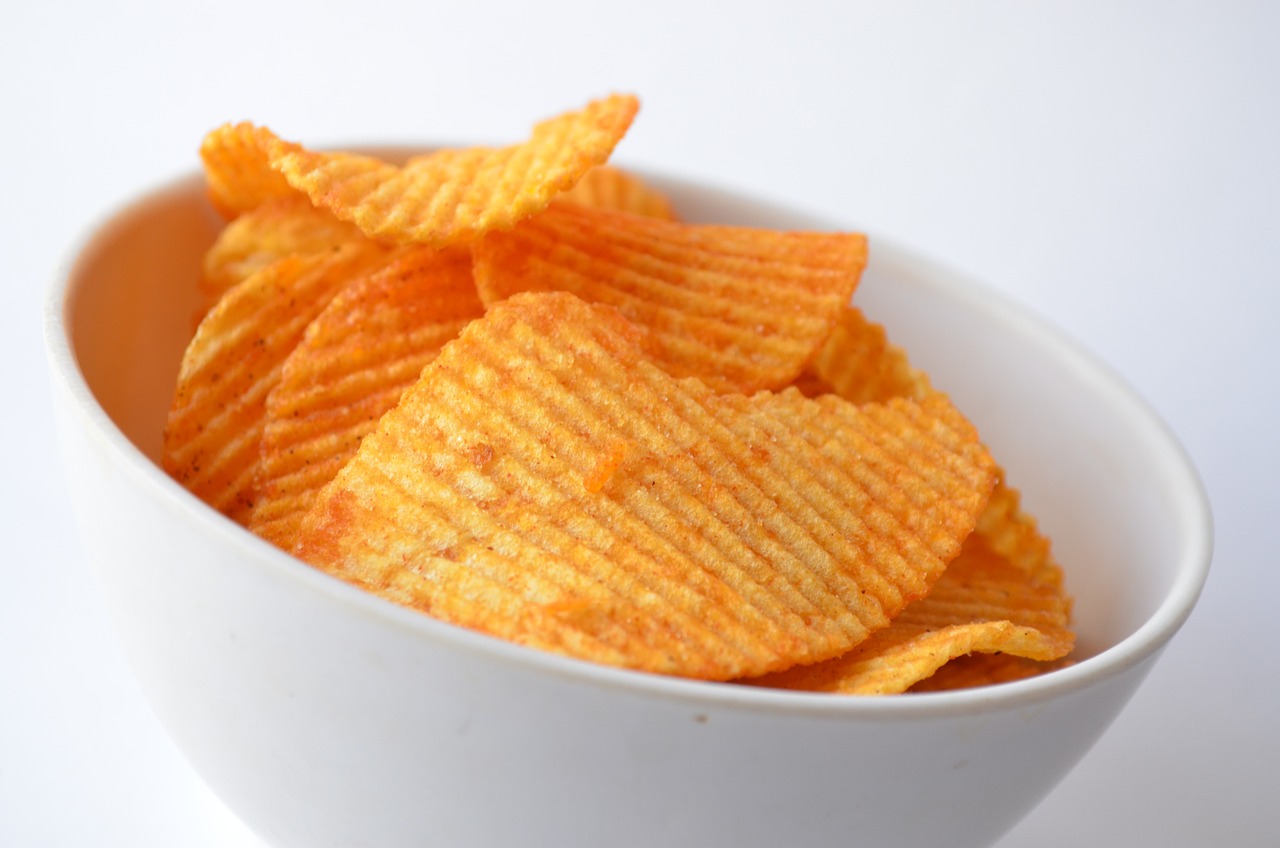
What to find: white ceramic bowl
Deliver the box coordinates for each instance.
[45,162,1211,848]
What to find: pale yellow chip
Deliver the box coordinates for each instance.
[250,246,482,550]
[292,291,996,681]
[559,166,677,220]
[744,535,1075,695]
[473,200,868,393]
[163,244,394,524]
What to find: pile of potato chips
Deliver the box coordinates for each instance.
[164,94,1073,694]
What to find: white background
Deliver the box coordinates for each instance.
[4,2,1277,845]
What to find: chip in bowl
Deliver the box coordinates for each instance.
[166,93,1074,693]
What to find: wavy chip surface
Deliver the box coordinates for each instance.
[473,201,868,393]
[909,652,1073,693]
[797,304,1072,689]
[292,292,996,680]
[806,305,1064,590]
[559,166,677,220]
[200,195,387,310]
[746,535,1075,694]
[163,244,393,524]
[271,94,638,246]
[199,95,637,245]
[181,97,1074,694]
[250,246,482,550]
[200,121,298,218]
[802,305,932,403]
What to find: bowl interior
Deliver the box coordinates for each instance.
[54,165,1211,681]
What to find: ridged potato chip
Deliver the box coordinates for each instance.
[745,535,1074,694]
[559,166,677,220]
[163,244,393,524]
[473,201,868,393]
[250,246,482,550]
[794,304,1072,690]
[909,652,1073,693]
[201,195,384,307]
[293,292,996,680]
[805,304,1065,594]
[200,121,298,219]
[173,95,1075,694]
[802,305,932,403]
[270,94,638,246]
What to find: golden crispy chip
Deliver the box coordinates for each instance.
[200,122,298,219]
[472,201,868,393]
[267,94,639,246]
[292,292,995,680]
[745,535,1075,695]
[802,305,932,402]
[976,468,1065,589]
[805,306,1068,605]
[200,195,384,307]
[183,98,1073,693]
[250,246,482,550]
[908,652,1073,693]
[163,244,394,524]
[559,166,677,220]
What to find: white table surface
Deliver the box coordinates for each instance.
[5,2,1277,845]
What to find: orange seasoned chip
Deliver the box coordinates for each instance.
[200,121,298,219]
[744,535,1075,695]
[292,292,996,681]
[250,246,483,550]
[805,306,1067,601]
[175,96,1075,694]
[163,244,394,524]
[200,194,387,309]
[976,468,1065,589]
[473,201,868,393]
[559,166,677,220]
[909,652,1073,693]
[267,94,639,246]
[801,305,932,403]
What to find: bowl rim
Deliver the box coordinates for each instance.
[42,161,1214,720]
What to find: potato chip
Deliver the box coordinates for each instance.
[200,121,298,219]
[250,246,482,550]
[745,535,1074,694]
[163,244,393,523]
[559,166,677,220]
[802,305,932,403]
[473,201,868,393]
[200,195,384,307]
[176,97,1075,693]
[976,468,1065,589]
[793,305,1072,688]
[292,292,996,680]
[805,306,1066,594]
[908,652,1073,693]
[266,94,639,246]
